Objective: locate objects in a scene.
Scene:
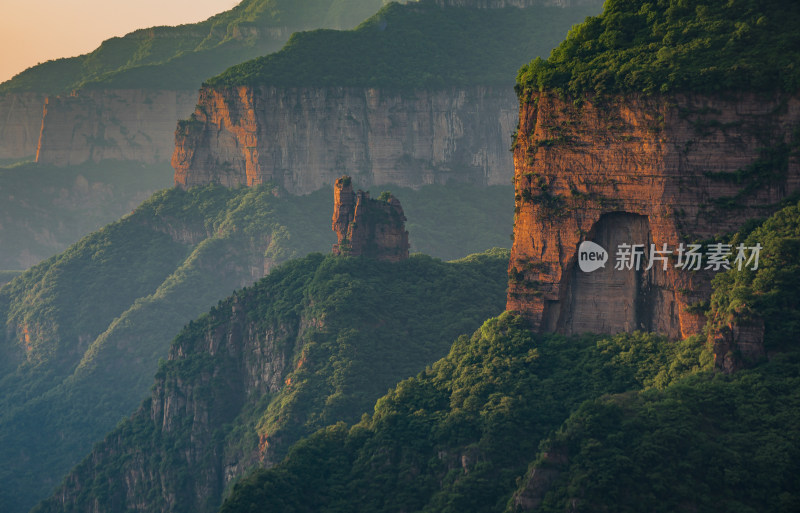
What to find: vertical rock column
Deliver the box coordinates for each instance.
[331,175,409,262]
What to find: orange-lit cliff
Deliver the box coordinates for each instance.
[507,92,800,340]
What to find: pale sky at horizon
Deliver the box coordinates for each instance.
[0,0,241,84]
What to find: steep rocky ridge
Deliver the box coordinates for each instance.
[35,90,198,165]
[32,250,510,513]
[0,0,386,165]
[0,180,515,513]
[0,92,45,161]
[173,0,603,191]
[507,92,800,340]
[0,185,336,513]
[173,85,518,193]
[331,176,409,260]
[213,318,712,513]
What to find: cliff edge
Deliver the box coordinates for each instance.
[507,92,800,341]
[172,1,603,192]
[507,0,800,357]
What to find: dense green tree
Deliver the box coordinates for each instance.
[516,0,800,98]
[207,1,601,89]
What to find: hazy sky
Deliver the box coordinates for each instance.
[0,0,241,84]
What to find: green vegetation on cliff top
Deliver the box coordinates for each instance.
[516,0,800,97]
[206,0,602,89]
[0,0,385,94]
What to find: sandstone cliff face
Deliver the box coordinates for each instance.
[331,176,409,261]
[173,86,518,194]
[507,92,800,340]
[34,89,197,165]
[0,92,46,160]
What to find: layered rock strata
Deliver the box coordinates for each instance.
[172,86,518,194]
[35,89,197,165]
[332,175,409,262]
[0,92,46,160]
[507,92,800,341]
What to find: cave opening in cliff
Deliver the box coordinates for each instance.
[553,212,669,336]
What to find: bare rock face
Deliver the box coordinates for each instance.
[707,305,766,373]
[0,92,46,160]
[35,89,197,165]
[511,447,569,511]
[172,86,518,194]
[507,92,800,341]
[331,176,409,262]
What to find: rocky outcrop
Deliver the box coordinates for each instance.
[331,176,409,261]
[507,92,800,340]
[35,89,197,165]
[511,447,569,511]
[0,92,46,160]
[707,302,767,373]
[34,286,299,513]
[172,86,518,194]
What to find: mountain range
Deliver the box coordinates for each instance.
[1,0,799,512]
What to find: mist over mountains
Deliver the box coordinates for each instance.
[1,1,799,512]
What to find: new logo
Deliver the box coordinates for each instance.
[578,241,608,273]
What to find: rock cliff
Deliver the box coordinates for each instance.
[34,89,197,165]
[0,92,46,160]
[172,86,518,193]
[0,0,391,165]
[331,176,409,261]
[507,92,800,340]
[33,279,302,513]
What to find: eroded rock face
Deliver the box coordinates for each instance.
[511,447,569,511]
[35,89,197,165]
[707,305,767,373]
[39,291,298,513]
[0,92,46,160]
[331,176,409,262]
[507,92,800,340]
[554,212,673,335]
[172,86,518,194]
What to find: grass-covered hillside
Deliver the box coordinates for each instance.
[206,0,603,89]
[216,202,800,513]
[516,0,800,97]
[33,249,511,513]
[0,182,511,513]
[0,0,386,94]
